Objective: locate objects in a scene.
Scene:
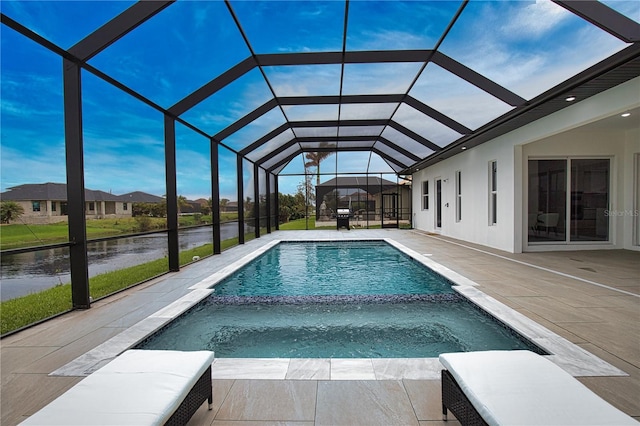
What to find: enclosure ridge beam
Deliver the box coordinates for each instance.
[257,50,433,66]
[296,136,372,143]
[308,146,371,152]
[291,119,388,128]
[278,94,404,105]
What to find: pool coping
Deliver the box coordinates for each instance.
[51,237,628,379]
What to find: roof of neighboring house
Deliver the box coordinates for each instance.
[1,183,67,201]
[1,183,163,203]
[118,191,165,203]
[316,177,398,188]
[1,182,122,202]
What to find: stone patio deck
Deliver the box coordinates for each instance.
[2,229,638,425]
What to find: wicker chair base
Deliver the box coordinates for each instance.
[165,365,213,426]
[441,369,488,426]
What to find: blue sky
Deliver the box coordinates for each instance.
[1,0,635,200]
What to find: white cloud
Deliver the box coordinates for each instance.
[501,0,570,39]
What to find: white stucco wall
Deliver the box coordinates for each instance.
[412,76,640,253]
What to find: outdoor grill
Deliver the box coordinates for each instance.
[336,208,351,230]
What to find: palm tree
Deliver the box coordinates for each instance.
[304,150,334,187]
[0,201,24,224]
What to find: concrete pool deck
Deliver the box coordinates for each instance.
[2,229,639,424]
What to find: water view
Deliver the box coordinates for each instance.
[1,224,242,301]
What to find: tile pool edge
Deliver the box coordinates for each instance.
[51,237,628,378]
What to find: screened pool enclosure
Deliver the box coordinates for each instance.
[1,0,638,316]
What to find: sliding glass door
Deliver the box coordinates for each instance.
[570,159,609,241]
[528,158,610,244]
[528,160,566,242]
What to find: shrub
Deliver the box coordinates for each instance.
[135,216,153,232]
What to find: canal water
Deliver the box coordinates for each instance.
[0,223,244,301]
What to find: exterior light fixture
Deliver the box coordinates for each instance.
[565,96,576,102]
[621,112,631,117]
[461,146,467,150]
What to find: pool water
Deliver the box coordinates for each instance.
[136,241,544,357]
[137,295,541,357]
[212,241,454,296]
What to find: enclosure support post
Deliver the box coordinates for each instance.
[274,176,280,231]
[237,155,245,245]
[63,58,91,309]
[265,172,271,234]
[164,116,179,272]
[211,139,221,254]
[254,162,260,239]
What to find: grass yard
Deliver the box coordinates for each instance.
[0,239,241,335]
[0,215,244,250]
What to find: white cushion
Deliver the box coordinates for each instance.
[21,350,215,426]
[439,350,637,426]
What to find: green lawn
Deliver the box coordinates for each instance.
[0,238,244,336]
[0,216,244,250]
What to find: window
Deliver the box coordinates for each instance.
[52,202,57,212]
[489,161,497,225]
[88,202,95,211]
[123,202,128,211]
[455,171,462,222]
[32,201,41,212]
[422,180,429,210]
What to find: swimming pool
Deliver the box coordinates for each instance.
[136,240,544,357]
[212,240,454,296]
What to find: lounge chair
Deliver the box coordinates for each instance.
[440,350,637,426]
[20,349,215,425]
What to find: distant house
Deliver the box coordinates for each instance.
[118,191,164,204]
[315,176,411,222]
[222,201,238,213]
[0,183,162,224]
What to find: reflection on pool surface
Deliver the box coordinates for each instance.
[135,241,546,357]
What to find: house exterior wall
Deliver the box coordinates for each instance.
[84,201,133,220]
[11,200,67,224]
[412,76,640,253]
[8,200,133,224]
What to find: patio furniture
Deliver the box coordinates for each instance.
[439,350,637,426]
[20,349,215,426]
[536,212,560,235]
